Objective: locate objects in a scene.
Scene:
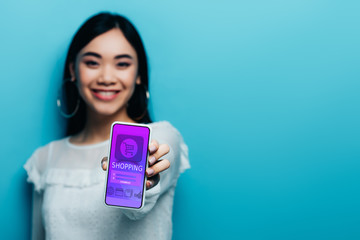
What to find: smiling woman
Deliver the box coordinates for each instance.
[69,28,141,124]
[77,50,136,102]
[63,13,152,136]
[23,12,190,240]
[77,49,137,103]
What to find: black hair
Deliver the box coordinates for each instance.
[63,12,151,136]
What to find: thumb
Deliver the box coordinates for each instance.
[101,157,108,171]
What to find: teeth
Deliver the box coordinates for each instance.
[97,91,116,96]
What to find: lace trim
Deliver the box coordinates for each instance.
[24,157,42,192]
[42,168,105,188]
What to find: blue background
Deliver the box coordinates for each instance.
[1,0,359,239]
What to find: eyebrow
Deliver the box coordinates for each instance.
[81,52,133,60]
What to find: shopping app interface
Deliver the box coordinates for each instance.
[105,124,150,208]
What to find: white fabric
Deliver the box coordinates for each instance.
[24,121,190,240]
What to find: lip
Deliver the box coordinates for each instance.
[91,89,121,101]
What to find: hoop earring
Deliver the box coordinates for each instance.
[127,84,150,121]
[142,84,150,101]
[145,88,150,100]
[57,79,80,118]
[133,87,150,121]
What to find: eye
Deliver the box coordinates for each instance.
[116,62,131,68]
[84,60,99,67]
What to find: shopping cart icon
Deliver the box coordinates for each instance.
[124,142,135,156]
[115,135,143,162]
[120,138,137,158]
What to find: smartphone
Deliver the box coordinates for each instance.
[104,122,151,209]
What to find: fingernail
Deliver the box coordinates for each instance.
[149,156,156,165]
[149,145,156,152]
[147,168,154,176]
[148,180,153,188]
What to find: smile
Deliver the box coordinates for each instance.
[91,89,121,101]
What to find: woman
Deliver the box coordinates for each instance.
[24,12,190,240]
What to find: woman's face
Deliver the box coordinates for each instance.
[70,28,140,117]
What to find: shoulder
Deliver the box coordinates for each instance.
[148,121,188,161]
[149,121,182,137]
[28,137,69,168]
[149,121,183,144]
[148,121,190,173]
[32,137,69,157]
[24,137,69,191]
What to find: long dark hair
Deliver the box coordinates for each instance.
[63,12,151,136]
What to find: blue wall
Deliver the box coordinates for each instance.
[1,1,359,239]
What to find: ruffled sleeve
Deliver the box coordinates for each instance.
[24,144,52,193]
[24,149,44,193]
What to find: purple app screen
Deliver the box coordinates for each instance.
[105,123,150,209]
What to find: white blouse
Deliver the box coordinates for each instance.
[24,121,190,240]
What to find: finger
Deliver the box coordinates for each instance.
[146,174,160,190]
[148,144,170,166]
[148,140,159,155]
[146,159,170,177]
[101,157,108,171]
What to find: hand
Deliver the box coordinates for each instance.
[101,139,170,190]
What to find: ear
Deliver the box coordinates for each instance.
[136,75,141,85]
[69,62,76,81]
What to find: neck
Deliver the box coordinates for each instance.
[71,107,136,145]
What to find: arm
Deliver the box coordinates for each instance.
[121,124,188,220]
[31,188,45,240]
[24,144,50,239]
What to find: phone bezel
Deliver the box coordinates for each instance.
[104,121,151,210]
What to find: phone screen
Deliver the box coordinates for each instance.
[105,122,151,209]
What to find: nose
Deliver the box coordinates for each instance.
[98,64,115,85]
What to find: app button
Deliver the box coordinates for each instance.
[107,186,114,196]
[120,138,138,158]
[124,189,133,198]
